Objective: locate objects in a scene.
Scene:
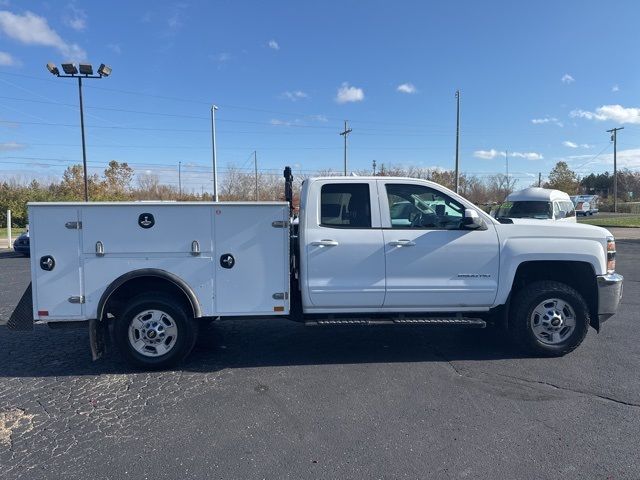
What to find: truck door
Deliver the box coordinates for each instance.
[303,181,386,309]
[380,181,500,308]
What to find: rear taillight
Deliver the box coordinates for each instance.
[607,236,616,273]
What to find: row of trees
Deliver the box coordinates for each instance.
[1,160,636,227]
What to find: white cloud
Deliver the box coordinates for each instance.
[309,114,328,123]
[0,10,86,61]
[561,73,575,84]
[0,141,25,152]
[335,82,364,104]
[211,52,231,63]
[107,43,121,54]
[0,50,19,66]
[570,104,640,125]
[473,149,501,160]
[511,151,544,161]
[575,148,640,169]
[168,13,183,30]
[612,84,620,92]
[397,83,417,94]
[531,116,563,127]
[63,4,87,31]
[280,90,308,101]
[563,141,593,149]
[268,39,279,50]
[473,149,543,161]
[270,118,293,127]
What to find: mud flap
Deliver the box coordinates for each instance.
[89,318,109,361]
[7,283,34,331]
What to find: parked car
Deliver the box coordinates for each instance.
[570,195,599,216]
[495,188,576,223]
[12,228,30,256]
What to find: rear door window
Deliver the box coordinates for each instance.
[320,183,372,228]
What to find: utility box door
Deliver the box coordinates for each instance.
[214,204,289,315]
[29,206,83,319]
[81,205,213,255]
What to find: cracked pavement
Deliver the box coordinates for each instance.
[0,242,639,479]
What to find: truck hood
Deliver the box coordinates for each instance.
[493,218,611,240]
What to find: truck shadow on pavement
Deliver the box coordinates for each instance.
[0,319,528,377]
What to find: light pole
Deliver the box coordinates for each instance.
[211,105,219,201]
[46,62,112,201]
[454,90,460,193]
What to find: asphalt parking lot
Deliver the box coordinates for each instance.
[1,244,639,480]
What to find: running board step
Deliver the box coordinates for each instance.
[305,317,486,328]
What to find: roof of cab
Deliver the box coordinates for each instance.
[506,187,571,202]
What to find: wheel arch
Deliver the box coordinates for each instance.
[97,269,202,322]
[508,260,599,331]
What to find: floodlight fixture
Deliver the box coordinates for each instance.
[97,63,112,77]
[45,60,111,201]
[46,62,60,76]
[78,63,93,75]
[61,63,78,75]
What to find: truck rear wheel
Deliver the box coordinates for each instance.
[509,280,589,357]
[114,293,198,369]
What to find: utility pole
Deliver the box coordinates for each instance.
[254,150,259,201]
[211,104,219,201]
[339,120,352,175]
[372,159,377,176]
[505,150,509,197]
[607,127,624,213]
[454,90,460,193]
[538,172,542,187]
[178,161,182,198]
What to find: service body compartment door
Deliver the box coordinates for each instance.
[214,204,289,315]
[80,205,213,255]
[29,205,83,320]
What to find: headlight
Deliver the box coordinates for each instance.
[606,236,616,273]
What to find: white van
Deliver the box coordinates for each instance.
[495,187,576,223]
[570,195,599,216]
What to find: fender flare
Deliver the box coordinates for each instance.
[96,268,202,322]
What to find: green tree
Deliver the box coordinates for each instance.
[545,161,579,194]
[103,160,133,198]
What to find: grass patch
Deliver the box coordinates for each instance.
[579,215,640,228]
[0,227,27,239]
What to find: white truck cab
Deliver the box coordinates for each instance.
[495,187,576,222]
[7,168,623,369]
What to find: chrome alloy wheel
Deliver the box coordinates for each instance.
[530,298,576,345]
[128,309,178,357]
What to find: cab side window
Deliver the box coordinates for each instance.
[386,183,465,229]
[320,183,371,228]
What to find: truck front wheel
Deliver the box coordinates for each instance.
[114,293,198,369]
[509,280,590,356]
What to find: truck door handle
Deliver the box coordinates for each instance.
[311,239,339,247]
[389,239,416,247]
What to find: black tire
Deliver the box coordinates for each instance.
[509,280,590,357]
[114,293,198,369]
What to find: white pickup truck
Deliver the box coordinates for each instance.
[8,168,623,369]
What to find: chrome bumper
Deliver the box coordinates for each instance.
[597,273,623,322]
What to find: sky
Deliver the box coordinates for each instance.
[0,0,639,193]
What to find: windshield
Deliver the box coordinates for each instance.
[497,201,552,220]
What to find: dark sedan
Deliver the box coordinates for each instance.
[13,231,30,256]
